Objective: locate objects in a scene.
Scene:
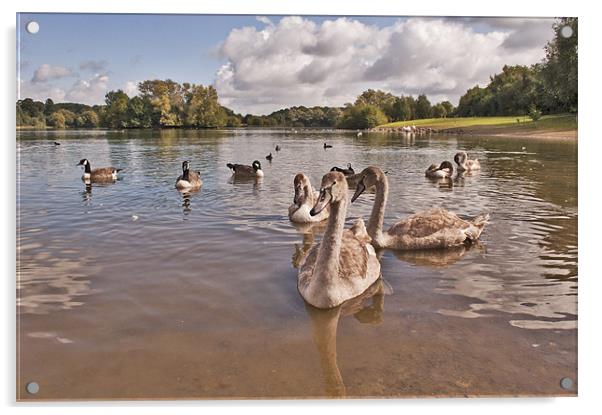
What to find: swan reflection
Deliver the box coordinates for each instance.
[304,279,390,397]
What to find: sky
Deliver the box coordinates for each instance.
[17,13,556,115]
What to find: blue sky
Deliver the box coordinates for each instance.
[17,13,556,114]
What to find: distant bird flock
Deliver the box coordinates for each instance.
[73,133,488,310]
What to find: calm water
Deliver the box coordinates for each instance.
[17,129,577,399]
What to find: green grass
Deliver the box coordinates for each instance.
[379,114,577,131]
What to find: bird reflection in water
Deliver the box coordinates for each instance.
[290,221,327,269]
[453,170,479,187]
[389,242,484,267]
[177,188,201,216]
[304,279,391,397]
[425,175,454,190]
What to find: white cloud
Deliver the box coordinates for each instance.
[123,81,139,97]
[18,77,66,102]
[215,16,555,114]
[31,64,73,83]
[256,16,273,26]
[65,73,110,105]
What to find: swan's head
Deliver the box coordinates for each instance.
[310,171,347,216]
[454,152,467,165]
[252,160,262,171]
[439,161,454,172]
[293,173,310,205]
[351,166,385,202]
[182,160,190,172]
[77,159,89,167]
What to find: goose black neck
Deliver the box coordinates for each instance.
[84,163,91,174]
[182,168,190,181]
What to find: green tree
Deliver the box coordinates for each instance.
[103,90,130,129]
[339,104,388,129]
[186,85,227,128]
[540,17,578,112]
[415,94,432,119]
[49,111,66,129]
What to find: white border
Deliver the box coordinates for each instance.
[3,1,601,414]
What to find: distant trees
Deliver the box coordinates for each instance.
[456,18,577,117]
[15,18,577,130]
[339,104,388,129]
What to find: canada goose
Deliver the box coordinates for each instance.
[275,145,281,152]
[297,171,381,309]
[175,160,202,191]
[289,173,330,223]
[351,166,489,250]
[77,159,121,183]
[266,153,273,161]
[454,151,481,172]
[226,160,264,177]
[330,163,355,176]
[425,161,454,178]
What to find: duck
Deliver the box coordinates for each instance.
[53,141,61,146]
[175,160,202,191]
[357,131,363,138]
[425,161,454,178]
[323,143,333,149]
[454,151,481,172]
[351,166,489,250]
[289,173,330,223]
[330,163,355,176]
[266,153,273,161]
[275,145,281,152]
[77,159,121,183]
[297,171,381,309]
[226,160,264,178]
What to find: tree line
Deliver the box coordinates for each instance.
[17,18,576,130]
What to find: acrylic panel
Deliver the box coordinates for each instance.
[16,13,578,400]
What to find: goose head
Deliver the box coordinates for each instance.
[252,160,262,171]
[182,160,190,172]
[77,159,89,167]
[293,173,311,205]
[439,161,454,173]
[310,171,347,216]
[351,166,385,203]
[454,152,467,166]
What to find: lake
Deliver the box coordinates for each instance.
[17,129,577,399]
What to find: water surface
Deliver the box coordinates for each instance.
[17,129,577,399]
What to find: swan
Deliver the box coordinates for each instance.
[351,166,489,250]
[77,159,121,183]
[454,151,481,172]
[226,160,264,178]
[175,160,202,191]
[297,171,381,309]
[289,173,330,223]
[425,161,453,178]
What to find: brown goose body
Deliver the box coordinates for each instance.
[226,160,264,177]
[175,161,203,190]
[77,159,121,183]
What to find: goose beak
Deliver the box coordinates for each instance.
[351,181,366,203]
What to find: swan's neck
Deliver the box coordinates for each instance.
[367,175,388,247]
[314,196,347,283]
[304,184,314,206]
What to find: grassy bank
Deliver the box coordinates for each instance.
[377,114,577,138]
